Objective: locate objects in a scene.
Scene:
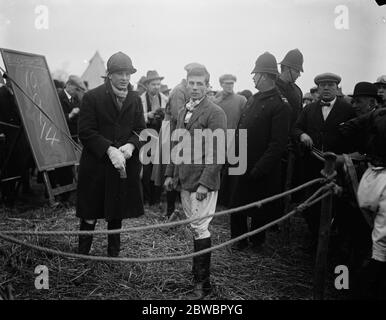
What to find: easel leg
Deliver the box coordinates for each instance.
[43,171,57,207]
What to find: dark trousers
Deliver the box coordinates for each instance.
[166,190,178,216]
[230,202,282,246]
[142,163,161,205]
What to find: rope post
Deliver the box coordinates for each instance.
[313,151,336,300]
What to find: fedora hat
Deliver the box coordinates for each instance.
[144,70,164,84]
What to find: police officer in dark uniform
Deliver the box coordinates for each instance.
[276,48,304,127]
[228,52,291,251]
[276,49,304,205]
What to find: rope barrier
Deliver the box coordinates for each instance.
[0,178,328,236]
[0,190,333,263]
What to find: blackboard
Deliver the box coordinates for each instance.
[0,49,78,171]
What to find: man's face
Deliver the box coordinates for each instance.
[282,67,300,83]
[187,75,208,100]
[147,79,161,96]
[67,84,85,101]
[109,71,131,90]
[318,81,338,101]
[375,83,386,101]
[352,96,374,116]
[221,81,235,94]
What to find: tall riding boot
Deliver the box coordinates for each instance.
[188,237,212,300]
[192,238,199,280]
[107,219,122,257]
[78,220,96,255]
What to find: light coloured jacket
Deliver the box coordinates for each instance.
[140,92,168,123]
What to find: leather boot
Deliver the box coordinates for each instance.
[187,237,212,300]
[192,238,199,280]
[78,220,96,255]
[107,220,122,257]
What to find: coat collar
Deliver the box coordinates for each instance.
[255,87,279,100]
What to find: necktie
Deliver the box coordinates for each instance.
[320,101,331,107]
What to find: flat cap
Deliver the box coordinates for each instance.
[186,64,209,77]
[184,62,206,72]
[219,74,237,83]
[67,75,87,91]
[314,72,341,85]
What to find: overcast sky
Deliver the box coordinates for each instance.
[0,0,385,94]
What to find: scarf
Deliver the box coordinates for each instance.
[110,81,128,108]
[185,98,202,112]
[184,97,204,123]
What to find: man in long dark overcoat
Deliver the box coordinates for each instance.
[76,52,146,257]
[228,52,291,251]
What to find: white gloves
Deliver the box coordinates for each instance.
[107,146,126,172]
[119,143,135,160]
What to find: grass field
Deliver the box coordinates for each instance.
[0,189,347,300]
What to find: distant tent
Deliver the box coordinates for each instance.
[81,51,106,90]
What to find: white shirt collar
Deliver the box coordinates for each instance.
[64,89,72,101]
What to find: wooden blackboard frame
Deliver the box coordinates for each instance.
[0,48,78,171]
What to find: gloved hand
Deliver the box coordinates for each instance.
[196,185,208,201]
[107,146,126,172]
[164,177,174,192]
[119,143,135,159]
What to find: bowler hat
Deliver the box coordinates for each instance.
[107,51,137,75]
[144,70,164,84]
[314,72,341,85]
[349,82,379,99]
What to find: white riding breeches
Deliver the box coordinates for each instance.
[357,166,386,262]
[180,190,218,240]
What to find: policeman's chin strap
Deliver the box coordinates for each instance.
[254,74,263,89]
[289,68,295,84]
